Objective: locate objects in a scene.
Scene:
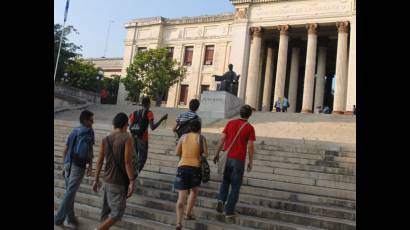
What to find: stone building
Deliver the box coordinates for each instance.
[85,57,123,79]
[117,0,356,114]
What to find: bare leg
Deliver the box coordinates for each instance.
[176,190,188,227]
[185,186,199,217]
[96,217,116,230]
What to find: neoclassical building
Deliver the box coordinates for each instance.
[117,0,356,114]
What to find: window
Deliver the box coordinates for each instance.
[179,85,189,105]
[203,45,214,65]
[137,47,147,53]
[167,47,174,60]
[201,85,210,94]
[183,46,194,66]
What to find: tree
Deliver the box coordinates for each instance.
[54,24,82,81]
[64,59,101,92]
[122,48,186,106]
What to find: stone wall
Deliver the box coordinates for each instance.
[54,84,100,104]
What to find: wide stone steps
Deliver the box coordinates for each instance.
[54,120,355,229]
[53,142,356,178]
[54,198,178,230]
[55,168,355,213]
[55,182,330,230]
[55,175,355,230]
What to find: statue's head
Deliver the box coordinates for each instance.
[228,64,233,71]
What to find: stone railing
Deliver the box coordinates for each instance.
[54,84,100,104]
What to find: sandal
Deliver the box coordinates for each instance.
[176,223,182,230]
[184,214,196,220]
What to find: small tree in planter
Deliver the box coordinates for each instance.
[122,48,186,106]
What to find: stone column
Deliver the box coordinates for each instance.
[301,23,318,113]
[333,21,349,114]
[345,17,356,114]
[262,46,275,111]
[314,44,327,113]
[245,27,263,109]
[273,25,289,106]
[288,46,300,113]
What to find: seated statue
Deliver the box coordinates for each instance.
[212,64,240,96]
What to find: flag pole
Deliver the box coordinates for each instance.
[54,0,70,84]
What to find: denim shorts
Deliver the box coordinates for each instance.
[173,166,201,190]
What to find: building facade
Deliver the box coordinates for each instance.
[85,57,123,79]
[118,0,356,114]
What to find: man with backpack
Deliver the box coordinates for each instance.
[92,112,136,230]
[172,99,201,142]
[55,110,95,227]
[213,105,255,218]
[129,97,168,173]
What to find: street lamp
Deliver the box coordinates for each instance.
[96,70,104,103]
[62,72,68,85]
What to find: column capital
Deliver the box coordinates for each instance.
[277,25,289,36]
[306,23,318,35]
[336,21,349,33]
[250,26,264,37]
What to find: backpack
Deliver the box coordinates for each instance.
[71,129,93,166]
[175,114,199,138]
[199,135,210,183]
[130,109,149,138]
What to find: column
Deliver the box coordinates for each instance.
[314,43,327,113]
[301,23,318,113]
[333,21,349,114]
[245,27,263,109]
[273,25,289,106]
[345,17,356,114]
[262,46,275,111]
[288,46,300,113]
[230,19,251,100]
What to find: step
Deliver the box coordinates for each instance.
[53,147,356,178]
[54,170,356,210]
[54,185,327,230]
[55,178,355,229]
[53,158,355,201]
[134,177,356,221]
[55,188,265,230]
[54,197,176,230]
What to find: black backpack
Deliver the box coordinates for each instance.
[129,109,149,138]
[175,115,199,138]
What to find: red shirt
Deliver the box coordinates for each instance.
[223,119,256,161]
[129,110,154,142]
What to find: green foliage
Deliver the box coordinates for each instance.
[100,75,121,104]
[122,48,186,105]
[54,24,82,81]
[64,59,101,92]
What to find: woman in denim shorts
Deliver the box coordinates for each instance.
[174,119,208,230]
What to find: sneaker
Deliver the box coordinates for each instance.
[216,201,224,213]
[225,212,238,218]
[66,216,80,227]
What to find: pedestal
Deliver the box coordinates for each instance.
[198,91,244,119]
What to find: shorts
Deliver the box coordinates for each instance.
[100,183,127,221]
[173,166,201,190]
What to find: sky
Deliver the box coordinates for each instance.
[54,0,235,58]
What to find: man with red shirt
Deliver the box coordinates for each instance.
[129,97,167,173]
[213,104,255,218]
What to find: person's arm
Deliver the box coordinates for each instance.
[124,136,136,198]
[92,140,105,192]
[149,113,168,131]
[213,133,227,164]
[247,140,254,172]
[61,145,68,176]
[202,137,209,158]
[87,145,94,177]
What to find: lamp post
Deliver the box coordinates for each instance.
[96,70,104,103]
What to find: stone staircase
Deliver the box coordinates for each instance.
[54,120,356,230]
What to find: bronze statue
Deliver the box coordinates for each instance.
[212,64,240,96]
